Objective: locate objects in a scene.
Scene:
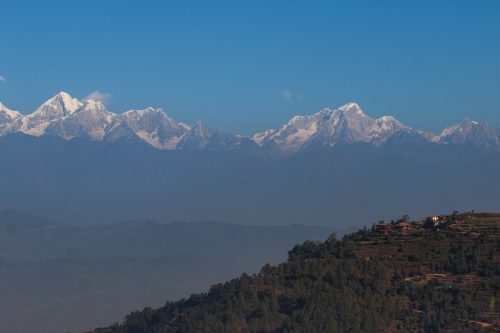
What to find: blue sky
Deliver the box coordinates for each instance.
[1,0,499,134]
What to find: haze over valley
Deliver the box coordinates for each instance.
[0,210,335,333]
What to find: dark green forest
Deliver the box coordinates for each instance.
[90,213,500,333]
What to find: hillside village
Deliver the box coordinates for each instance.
[374,215,447,235]
[349,212,500,331]
[374,212,500,237]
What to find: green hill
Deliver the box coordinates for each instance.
[89,213,500,333]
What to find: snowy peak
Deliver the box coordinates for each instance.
[373,116,407,137]
[80,99,107,113]
[121,107,175,124]
[80,99,114,121]
[74,99,113,121]
[337,102,363,113]
[33,92,83,117]
[438,118,500,149]
[0,93,498,152]
[440,118,478,138]
[42,98,115,141]
[0,102,22,122]
[376,115,401,127]
[112,107,191,149]
[0,102,22,134]
[325,102,369,121]
[17,92,84,136]
[122,106,159,117]
[253,103,410,152]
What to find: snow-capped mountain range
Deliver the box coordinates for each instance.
[1,92,499,152]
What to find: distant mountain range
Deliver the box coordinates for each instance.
[1,92,499,152]
[0,92,499,227]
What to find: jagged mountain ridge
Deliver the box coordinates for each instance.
[0,103,22,132]
[1,92,499,152]
[438,118,500,150]
[252,103,500,152]
[0,92,236,150]
[253,103,413,153]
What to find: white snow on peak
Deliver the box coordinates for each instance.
[36,92,83,115]
[80,99,113,117]
[338,102,362,112]
[66,100,113,140]
[15,92,84,136]
[0,102,22,120]
[378,115,396,122]
[83,99,105,108]
[437,117,500,148]
[252,129,277,145]
[375,116,404,130]
[251,102,409,152]
[1,93,496,151]
[79,99,112,119]
[122,107,163,118]
[439,118,480,138]
[114,107,191,149]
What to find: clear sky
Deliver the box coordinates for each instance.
[1,0,499,134]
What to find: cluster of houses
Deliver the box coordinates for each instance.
[375,216,447,235]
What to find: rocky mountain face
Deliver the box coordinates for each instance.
[252,103,500,152]
[438,118,500,150]
[0,103,22,132]
[0,92,238,151]
[16,92,83,136]
[1,92,499,152]
[106,107,191,149]
[252,103,411,153]
[44,99,114,141]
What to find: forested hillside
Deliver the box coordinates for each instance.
[90,213,500,333]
